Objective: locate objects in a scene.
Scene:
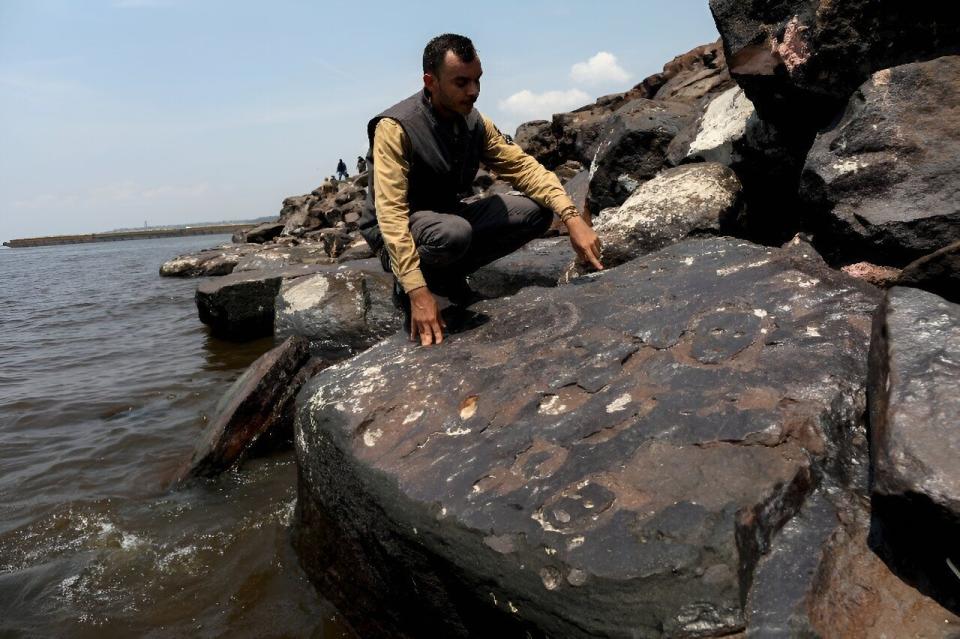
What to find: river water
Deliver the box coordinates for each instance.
[0,237,352,638]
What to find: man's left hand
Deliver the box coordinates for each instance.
[565,216,604,271]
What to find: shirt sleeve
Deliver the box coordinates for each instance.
[479,113,579,222]
[372,118,428,293]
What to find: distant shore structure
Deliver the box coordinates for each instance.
[3,223,256,248]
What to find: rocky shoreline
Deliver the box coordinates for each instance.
[166,2,960,635]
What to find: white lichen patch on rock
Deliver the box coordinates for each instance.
[538,395,567,415]
[605,393,632,413]
[402,410,424,425]
[687,87,756,162]
[281,274,331,313]
[716,259,770,277]
[363,427,383,447]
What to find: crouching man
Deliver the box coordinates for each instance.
[358,33,603,346]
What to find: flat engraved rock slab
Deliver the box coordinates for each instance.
[294,236,880,638]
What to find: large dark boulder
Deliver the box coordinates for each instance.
[869,286,960,607]
[232,245,334,273]
[801,57,960,266]
[897,241,960,305]
[195,264,333,340]
[293,236,880,638]
[576,163,743,276]
[513,120,560,169]
[244,222,285,244]
[586,99,695,214]
[274,260,399,359]
[177,336,314,480]
[709,0,960,129]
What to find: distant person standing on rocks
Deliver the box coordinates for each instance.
[359,33,602,346]
[356,156,367,174]
[336,158,349,181]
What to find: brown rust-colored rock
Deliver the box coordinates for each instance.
[178,335,314,480]
[293,236,880,638]
[840,262,901,289]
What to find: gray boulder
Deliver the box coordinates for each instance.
[801,57,960,266]
[195,264,334,339]
[574,163,742,277]
[869,286,960,605]
[468,238,572,300]
[244,222,285,244]
[274,260,399,359]
[293,236,880,638]
[513,120,560,169]
[586,99,694,214]
[897,240,960,305]
[177,335,314,480]
[232,245,334,273]
[159,244,257,277]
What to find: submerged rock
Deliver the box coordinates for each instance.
[293,236,880,638]
[801,57,960,266]
[178,335,314,480]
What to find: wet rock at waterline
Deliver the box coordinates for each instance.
[869,286,960,605]
[568,163,743,280]
[274,260,399,359]
[178,336,314,480]
[159,244,257,278]
[801,57,960,266]
[243,222,285,244]
[195,264,334,340]
[293,236,880,638]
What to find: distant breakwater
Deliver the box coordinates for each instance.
[3,224,254,248]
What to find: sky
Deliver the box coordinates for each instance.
[0,0,720,242]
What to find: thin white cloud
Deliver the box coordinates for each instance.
[497,89,591,120]
[570,51,631,86]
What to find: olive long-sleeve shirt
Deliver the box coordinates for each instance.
[372,114,579,292]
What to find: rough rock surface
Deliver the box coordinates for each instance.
[840,262,900,289]
[869,286,960,606]
[195,264,334,339]
[159,244,258,277]
[274,260,399,359]
[573,164,742,276]
[233,245,334,272]
[514,120,560,169]
[178,336,313,480]
[244,222,285,244]
[586,99,694,214]
[802,57,960,266]
[468,238,572,300]
[898,241,960,305]
[709,0,960,128]
[648,40,734,103]
[293,236,880,638]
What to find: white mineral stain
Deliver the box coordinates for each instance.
[805,326,821,337]
[716,258,770,277]
[445,425,471,436]
[683,257,695,266]
[538,395,567,415]
[568,536,585,550]
[688,87,755,160]
[605,393,632,413]
[508,601,519,614]
[402,410,424,425]
[282,274,330,313]
[753,309,768,318]
[363,427,383,447]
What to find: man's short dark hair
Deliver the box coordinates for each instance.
[423,34,477,75]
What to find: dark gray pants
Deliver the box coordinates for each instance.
[395,194,553,292]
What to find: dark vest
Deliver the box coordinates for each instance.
[359,90,486,251]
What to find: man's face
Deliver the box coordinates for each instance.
[424,50,482,117]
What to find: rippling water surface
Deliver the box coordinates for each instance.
[0,237,351,638]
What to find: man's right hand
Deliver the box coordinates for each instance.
[408,286,445,346]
